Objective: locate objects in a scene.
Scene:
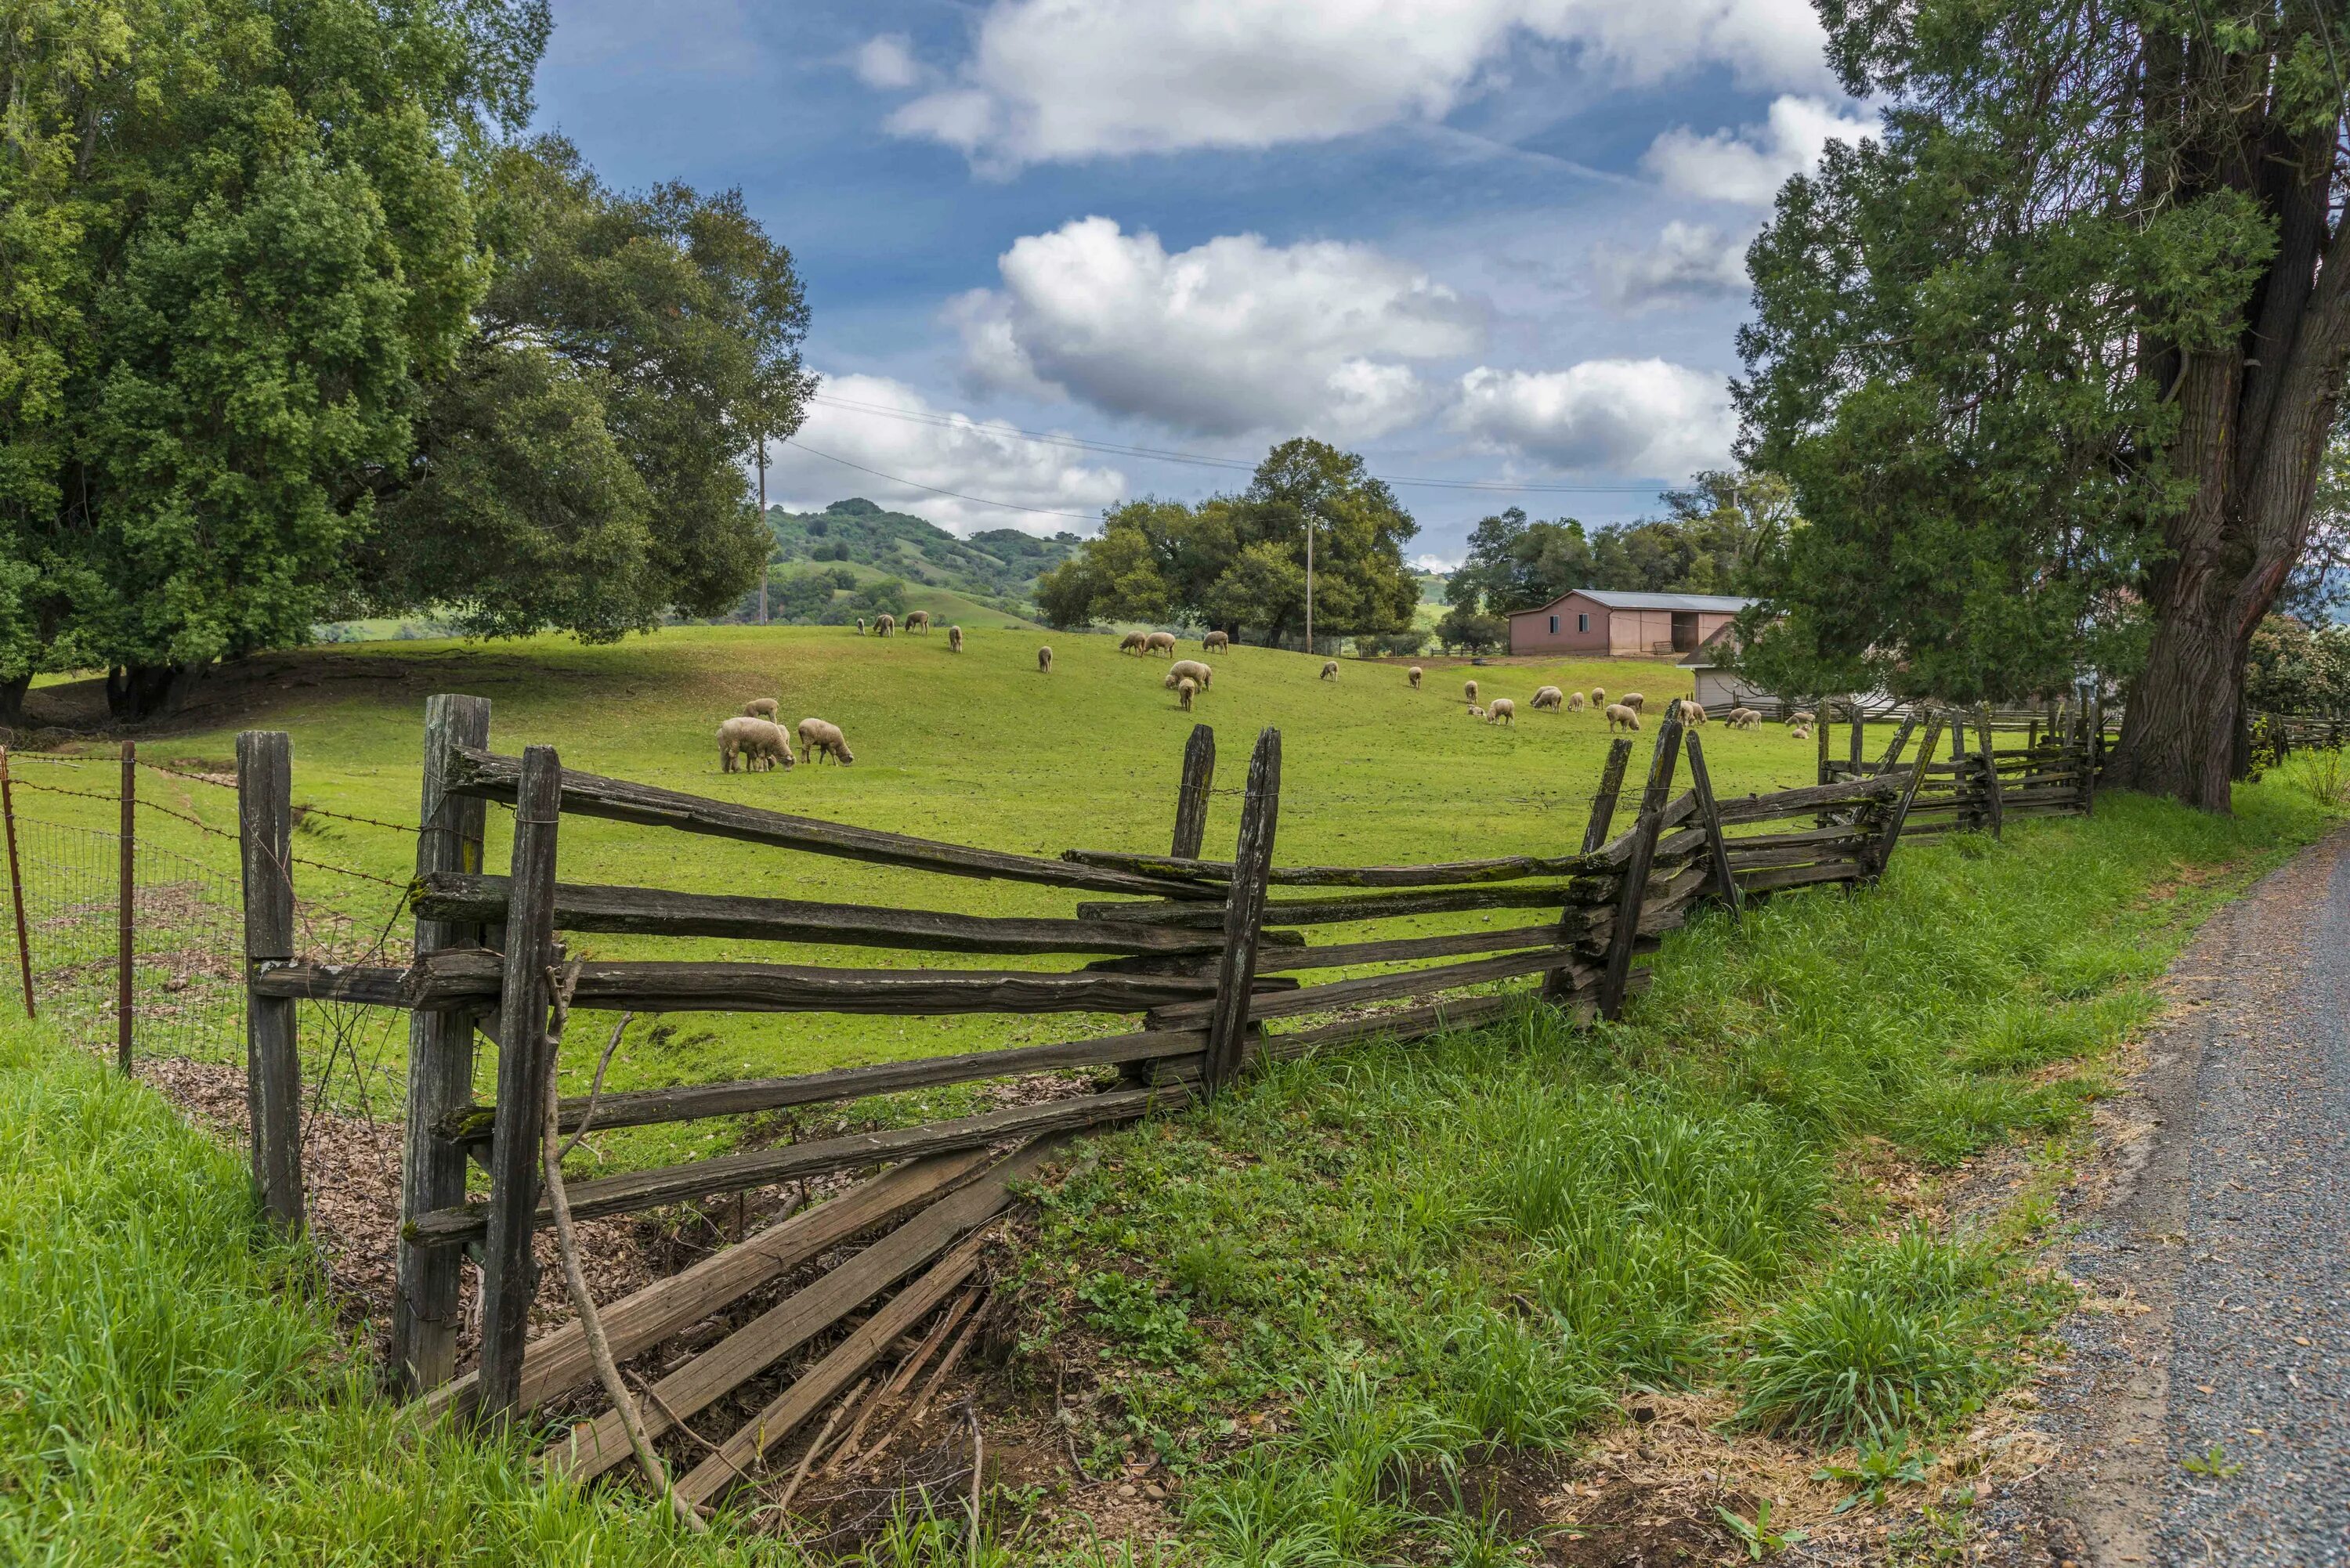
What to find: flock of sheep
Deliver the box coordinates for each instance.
[716,698,854,773]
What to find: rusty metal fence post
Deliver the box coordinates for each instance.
[1,749,32,1019]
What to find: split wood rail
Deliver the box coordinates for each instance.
[226,692,2102,1512]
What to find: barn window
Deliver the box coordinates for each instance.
[1549,615,1559,634]
[1577,612,1590,633]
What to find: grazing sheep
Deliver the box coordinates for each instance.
[855,618,867,636]
[1038,645,1054,673]
[1605,703,1640,732]
[1166,659,1213,689]
[947,624,964,652]
[1408,666,1423,688]
[906,610,931,634]
[1488,698,1517,725]
[797,717,855,765]
[1321,659,1339,680]
[1176,676,1198,711]
[1144,630,1178,657]
[1530,685,1564,711]
[1203,630,1231,652]
[1791,725,1812,742]
[1465,703,1485,719]
[1676,700,1708,725]
[1119,631,1148,655]
[743,697,779,720]
[1734,710,1762,731]
[873,613,896,637]
[1788,709,1815,727]
[1590,687,1606,705]
[1567,691,1588,712]
[1463,678,1479,703]
[1620,692,1646,712]
[718,716,792,774]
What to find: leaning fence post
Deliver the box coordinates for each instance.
[1201,728,1279,1094]
[1599,706,1686,1020]
[1170,724,1216,860]
[2,748,33,1019]
[476,743,566,1421]
[118,741,135,1074]
[1682,730,1741,917]
[393,694,493,1398]
[1580,738,1634,854]
[237,730,303,1230]
[1872,712,1920,775]
[1976,705,2005,839]
[1871,712,1945,876]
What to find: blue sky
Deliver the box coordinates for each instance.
[530,0,1872,562]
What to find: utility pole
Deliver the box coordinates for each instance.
[756,432,768,625]
[1303,515,1314,654]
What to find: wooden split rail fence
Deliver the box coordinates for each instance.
[222,692,2101,1512]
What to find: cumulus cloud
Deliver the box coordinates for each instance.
[883,0,1835,167]
[1643,95,1877,204]
[763,374,1126,536]
[851,34,924,90]
[1450,360,1734,477]
[953,217,1486,439]
[1592,221,1750,311]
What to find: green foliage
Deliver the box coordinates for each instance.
[1037,439,1419,641]
[1717,1498,1807,1559]
[2182,1443,2245,1479]
[1443,475,1791,620]
[761,499,1079,609]
[1816,1433,1935,1513]
[2244,614,2350,714]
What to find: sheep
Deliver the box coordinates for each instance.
[1590,687,1606,705]
[1203,630,1231,652]
[1728,706,1761,729]
[1488,698,1517,725]
[1166,659,1213,690]
[1788,709,1815,728]
[1605,703,1640,732]
[906,610,931,634]
[947,624,964,653]
[1176,676,1198,711]
[1321,659,1339,681]
[1620,692,1646,712]
[1465,703,1485,719]
[855,617,867,636]
[718,716,792,774]
[1675,700,1708,725]
[1038,645,1054,673]
[1790,725,1812,742]
[1567,691,1588,712]
[1530,685,1564,711]
[797,717,855,765]
[1408,666,1423,688]
[743,697,779,720]
[873,613,897,637]
[1119,631,1149,655]
[1144,630,1178,657]
[1463,678,1479,703]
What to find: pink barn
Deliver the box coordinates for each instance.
[1506,589,1753,658]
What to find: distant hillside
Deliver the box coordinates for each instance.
[768,498,1081,605]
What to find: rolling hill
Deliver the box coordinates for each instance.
[763,498,1080,609]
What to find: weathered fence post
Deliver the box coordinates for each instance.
[1599,707,1686,1019]
[393,694,493,1397]
[1872,712,1920,775]
[477,744,566,1421]
[1170,724,1215,859]
[1871,712,1945,876]
[118,741,135,1074]
[1976,705,2005,839]
[1201,728,1279,1094]
[1681,730,1741,917]
[1849,702,1864,773]
[237,730,303,1230]
[0,748,32,1018]
[1580,738,1634,854]
[1816,700,1831,784]
[2083,695,2101,816]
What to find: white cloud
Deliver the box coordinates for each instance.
[765,374,1126,536]
[1642,95,1876,205]
[851,33,924,90]
[1451,360,1734,476]
[1592,220,1750,311]
[954,217,1486,439]
[1415,552,1462,573]
[884,0,1835,168]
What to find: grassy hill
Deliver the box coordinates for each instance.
[765,497,1079,610]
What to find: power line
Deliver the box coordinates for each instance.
[778,439,1103,520]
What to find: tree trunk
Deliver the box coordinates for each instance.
[105,662,208,721]
[0,672,28,729]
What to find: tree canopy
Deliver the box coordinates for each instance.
[1035,439,1420,645]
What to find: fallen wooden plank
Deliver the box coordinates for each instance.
[440,1025,1209,1142]
[1154,945,1582,1028]
[442,745,1212,900]
[413,873,1237,956]
[1256,924,1565,973]
[411,1148,996,1423]
[1253,992,1523,1060]
[550,1141,1059,1484]
[1737,860,1863,894]
[408,1086,1186,1244]
[1057,847,1603,888]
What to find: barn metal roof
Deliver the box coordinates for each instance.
[1510,589,1756,616]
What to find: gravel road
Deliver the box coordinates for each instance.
[2012,826,2350,1566]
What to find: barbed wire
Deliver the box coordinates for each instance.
[134,758,237,790]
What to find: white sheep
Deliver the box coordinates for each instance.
[797,717,855,765]
[1144,630,1178,657]
[1590,687,1607,706]
[1465,703,1486,718]
[855,617,867,636]
[1788,708,1815,727]
[1176,676,1198,711]
[1408,666,1423,688]
[873,613,896,637]
[1791,725,1811,742]
[905,609,931,634]
[1605,703,1640,732]
[1321,659,1339,680]
[1038,645,1054,673]
[947,624,964,652]
[1203,630,1231,652]
[743,697,779,720]
[1166,659,1213,690]
[1488,698,1517,725]
[1119,631,1148,656]
[1529,685,1564,711]
[1463,678,1479,703]
[718,716,793,773]
[1620,692,1646,712]
[1567,691,1588,712]
[1674,699,1708,725]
